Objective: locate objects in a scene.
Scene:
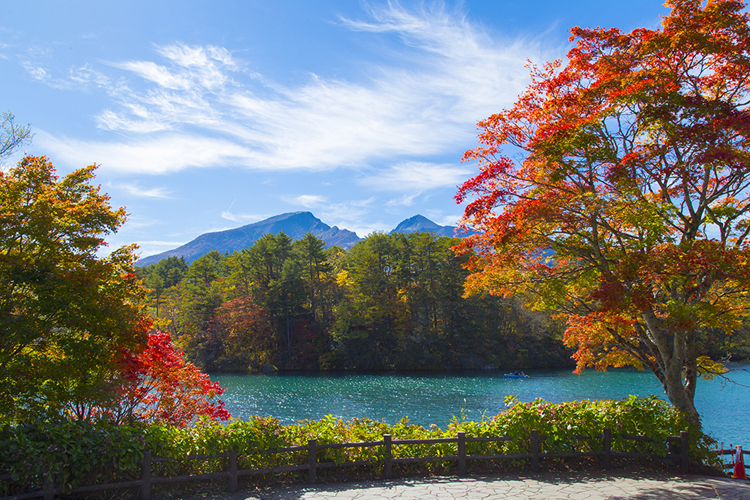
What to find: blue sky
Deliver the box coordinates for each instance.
[1,0,669,258]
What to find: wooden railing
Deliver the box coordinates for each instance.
[0,428,692,500]
[715,447,750,474]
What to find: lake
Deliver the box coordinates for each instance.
[211,364,750,447]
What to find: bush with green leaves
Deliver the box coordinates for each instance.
[0,396,715,497]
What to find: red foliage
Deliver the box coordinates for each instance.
[454,0,750,421]
[113,331,230,426]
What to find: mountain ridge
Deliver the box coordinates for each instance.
[136,211,459,266]
[390,214,457,238]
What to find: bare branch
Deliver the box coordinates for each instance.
[0,111,33,164]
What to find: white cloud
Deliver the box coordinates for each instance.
[35,130,257,174]
[318,197,383,236]
[25,61,115,91]
[24,63,49,81]
[68,65,111,87]
[28,4,554,178]
[116,182,173,198]
[221,210,265,223]
[133,240,189,258]
[136,240,187,246]
[107,43,236,92]
[113,61,194,90]
[284,194,328,207]
[386,192,421,207]
[362,162,470,191]
[119,214,159,230]
[431,213,461,227]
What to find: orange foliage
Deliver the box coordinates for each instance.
[455,0,750,419]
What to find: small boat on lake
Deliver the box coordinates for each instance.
[504,371,530,379]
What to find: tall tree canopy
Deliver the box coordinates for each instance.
[0,156,148,421]
[455,0,750,424]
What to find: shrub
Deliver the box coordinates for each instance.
[0,397,714,497]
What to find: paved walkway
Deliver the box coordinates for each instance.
[202,472,750,500]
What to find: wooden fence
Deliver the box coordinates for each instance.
[716,447,750,474]
[0,428,694,500]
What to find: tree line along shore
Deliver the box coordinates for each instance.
[136,230,750,374]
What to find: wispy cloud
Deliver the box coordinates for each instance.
[220,199,266,223]
[120,215,160,230]
[428,212,461,227]
[386,192,421,207]
[136,240,188,246]
[133,240,189,258]
[23,63,49,81]
[319,197,384,236]
[24,61,115,91]
[362,161,470,191]
[26,3,553,183]
[115,182,173,198]
[221,210,265,223]
[284,194,328,208]
[35,130,256,174]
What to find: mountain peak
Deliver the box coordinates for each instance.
[136,211,359,266]
[136,212,463,267]
[391,214,455,237]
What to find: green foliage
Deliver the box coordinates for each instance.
[452,396,712,463]
[141,228,750,374]
[0,156,148,422]
[331,231,569,370]
[140,231,573,373]
[0,420,146,495]
[0,397,714,496]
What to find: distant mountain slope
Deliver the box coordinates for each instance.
[136,212,469,267]
[136,212,360,266]
[390,214,457,238]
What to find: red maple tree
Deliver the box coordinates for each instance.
[456,0,750,424]
[108,331,230,426]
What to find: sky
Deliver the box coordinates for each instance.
[1,0,671,259]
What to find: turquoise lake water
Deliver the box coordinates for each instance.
[212,364,750,447]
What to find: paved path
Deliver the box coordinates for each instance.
[202,472,750,500]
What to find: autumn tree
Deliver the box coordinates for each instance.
[0,156,148,421]
[102,331,229,426]
[329,231,547,370]
[213,296,278,371]
[455,0,750,424]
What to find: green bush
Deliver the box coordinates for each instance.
[0,397,715,497]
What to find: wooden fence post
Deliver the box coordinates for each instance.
[383,434,392,479]
[530,430,540,473]
[458,431,466,476]
[603,428,612,470]
[680,431,689,474]
[141,451,151,500]
[229,449,238,492]
[43,473,54,500]
[308,439,317,484]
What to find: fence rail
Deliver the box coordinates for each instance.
[0,428,695,500]
[715,447,750,472]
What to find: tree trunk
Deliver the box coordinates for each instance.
[660,363,701,428]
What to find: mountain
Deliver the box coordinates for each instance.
[390,214,457,238]
[136,212,360,266]
[136,212,464,267]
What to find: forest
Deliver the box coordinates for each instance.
[137,231,750,373]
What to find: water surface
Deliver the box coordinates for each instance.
[212,364,749,446]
